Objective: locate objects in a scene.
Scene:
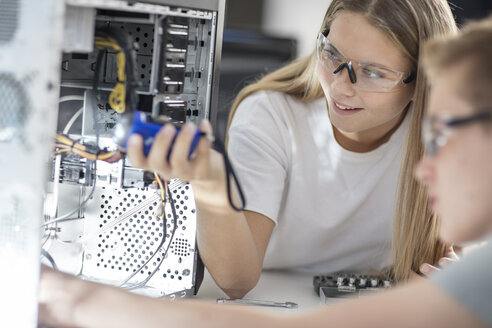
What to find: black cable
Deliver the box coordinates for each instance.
[121,183,178,289]
[92,49,105,101]
[134,183,179,288]
[213,139,246,212]
[41,248,59,271]
[96,28,138,112]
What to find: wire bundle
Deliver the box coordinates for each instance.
[54,133,123,163]
[94,35,127,113]
[94,29,138,114]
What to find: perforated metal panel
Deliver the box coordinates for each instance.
[107,23,155,89]
[61,21,156,91]
[0,0,65,326]
[0,0,19,44]
[0,187,33,251]
[81,182,199,296]
[0,74,29,142]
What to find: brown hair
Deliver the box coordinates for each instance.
[227,0,458,281]
[423,17,492,111]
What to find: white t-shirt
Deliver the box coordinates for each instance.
[227,90,410,273]
[431,238,492,327]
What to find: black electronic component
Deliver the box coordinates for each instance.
[50,157,94,186]
[158,100,187,123]
[313,273,392,301]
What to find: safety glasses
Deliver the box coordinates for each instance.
[422,109,492,156]
[316,30,415,93]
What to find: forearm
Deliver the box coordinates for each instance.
[191,186,260,297]
[190,160,264,298]
[196,206,262,297]
[73,279,288,328]
[289,279,486,328]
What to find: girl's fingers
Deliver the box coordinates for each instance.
[193,120,213,172]
[127,134,147,169]
[127,121,215,182]
[147,124,175,175]
[446,245,460,260]
[419,263,439,276]
[168,123,195,173]
[438,257,457,267]
[199,119,213,135]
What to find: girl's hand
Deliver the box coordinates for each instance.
[419,245,459,277]
[38,266,89,327]
[127,120,223,185]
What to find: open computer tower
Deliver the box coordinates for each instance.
[0,0,224,326]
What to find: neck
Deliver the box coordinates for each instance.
[333,109,408,153]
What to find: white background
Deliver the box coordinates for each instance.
[263,0,332,58]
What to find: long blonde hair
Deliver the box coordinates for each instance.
[226,0,457,281]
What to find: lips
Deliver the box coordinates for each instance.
[331,99,364,116]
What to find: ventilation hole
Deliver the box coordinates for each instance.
[0,1,19,44]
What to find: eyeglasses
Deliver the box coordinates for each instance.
[316,30,416,93]
[422,109,492,157]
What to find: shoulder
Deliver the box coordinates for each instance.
[233,90,323,126]
[431,239,492,326]
[235,90,301,113]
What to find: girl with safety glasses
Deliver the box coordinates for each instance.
[128,0,457,297]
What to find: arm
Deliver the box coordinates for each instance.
[127,121,275,298]
[39,267,486,328]
[294,279,486,328]
[39,268,286,328]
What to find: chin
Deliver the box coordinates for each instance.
[440,225,482,244]
[329,118,363,135]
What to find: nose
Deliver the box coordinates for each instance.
[330,64,356,97]
[415,154,435,186]
[334,63,357,83]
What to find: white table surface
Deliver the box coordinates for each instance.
[196,268,324,312]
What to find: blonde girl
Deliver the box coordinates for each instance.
[128,0,458,298]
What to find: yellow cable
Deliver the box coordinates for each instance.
[109,82,126,113]
[153,172,167,219]
[56,134,86,151]
[154,172,166,203]
[95,37,127,113]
